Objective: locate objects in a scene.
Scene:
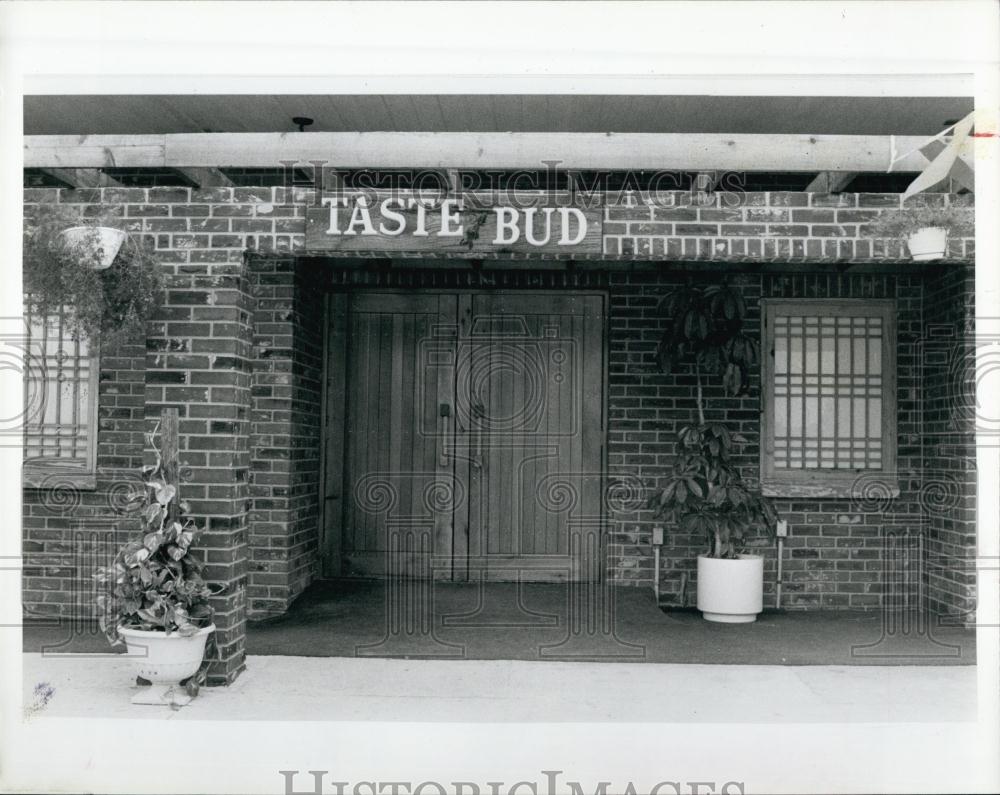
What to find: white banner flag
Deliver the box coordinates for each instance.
[902,111,975,200]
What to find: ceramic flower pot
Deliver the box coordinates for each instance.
[696,554,764,623]
[906,227,948,262]
[119,624,214,705]
[59,226,128,269]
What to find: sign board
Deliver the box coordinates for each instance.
[304,194,603,255]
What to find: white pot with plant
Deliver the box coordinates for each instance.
[871,203,973,263]
[651,282,779,623]
[94,415,218,706]
[23,204,163,345]
[59,225,129,269]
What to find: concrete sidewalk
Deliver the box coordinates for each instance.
[22,652,977,723]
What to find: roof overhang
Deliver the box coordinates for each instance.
[23,94,973,137]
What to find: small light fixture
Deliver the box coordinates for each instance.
[292,116,314,132]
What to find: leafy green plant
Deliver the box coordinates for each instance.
[870,204,973,238]
[654,282,758,423]
[652,422,778,558]
[23,204,164,345]
[651,281,778,558]
[94,422,216,647]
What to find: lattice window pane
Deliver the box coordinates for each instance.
[23,304,96,471]
[772,310,884,471]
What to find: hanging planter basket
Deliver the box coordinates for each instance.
[24,205,165,344]
[870,205,972,265]
[59,226,129,269]
[905,226,949,262]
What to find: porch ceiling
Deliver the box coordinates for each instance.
[24,94,973,137]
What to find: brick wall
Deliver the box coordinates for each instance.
[22,331,146,626]
[248,257,325,617]
[921,265,977,620]
[144,258,255,685]
[606,271,931,610]
[602,191,974,261]
[23,187,261,683]
[21,186,977,683]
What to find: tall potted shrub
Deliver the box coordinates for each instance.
[651,282,778,622]
[94,413,217,705]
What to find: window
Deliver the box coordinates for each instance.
[760,300,897,497]
[22,306,99,488]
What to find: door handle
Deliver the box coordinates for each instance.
[472,428,483,469]
[439,403,451,467]
[471,400,485,470]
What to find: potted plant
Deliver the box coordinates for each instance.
[23,204,164,344]
[870,203,973,262]
[651,282,779,623]
[94,418,217,706]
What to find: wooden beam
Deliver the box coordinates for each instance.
[172,166,234,188]
[805,172,858,193]
[38,168,122,188]
[28,136,164,168]
[24,132,971,173]
[159,408,181,526]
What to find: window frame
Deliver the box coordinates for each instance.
[21,311,101,491]
[760,298,898,498]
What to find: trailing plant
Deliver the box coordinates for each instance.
[650,281,778,558]
[94,422,216,647]
[23,204,164,345]
[870,204,973,238]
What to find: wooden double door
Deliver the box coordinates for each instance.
[325,291,606,582]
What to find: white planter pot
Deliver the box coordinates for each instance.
[906,227,948,262]
[59,226,128,269]
[119,623,214,685]
[696,554,764,623]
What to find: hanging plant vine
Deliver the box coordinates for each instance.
[23,204,164,345]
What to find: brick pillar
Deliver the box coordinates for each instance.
[247,256,325,618]
[921,263,977,621]
[145,267,254,685]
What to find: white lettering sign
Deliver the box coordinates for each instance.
[319,198,590,248]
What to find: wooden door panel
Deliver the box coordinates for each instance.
[341,293,457,578]
[335,290,605,583]
[461,293,605,582]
